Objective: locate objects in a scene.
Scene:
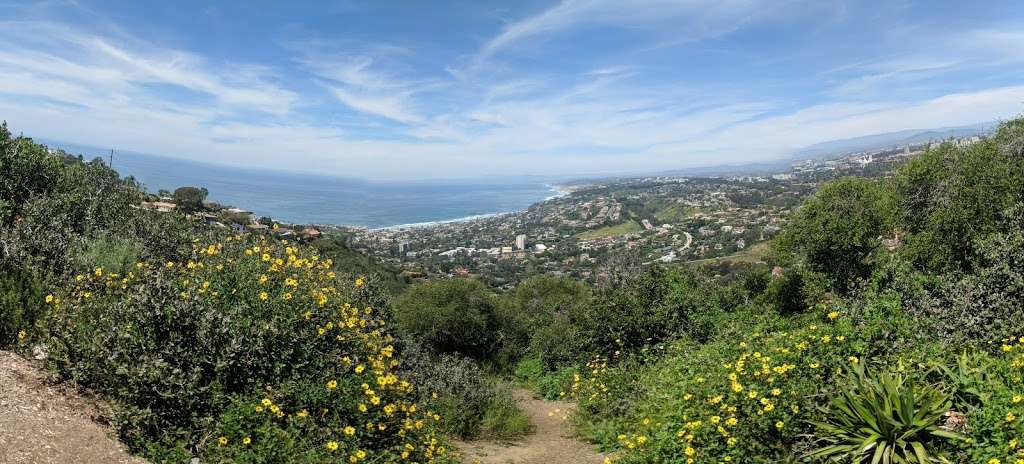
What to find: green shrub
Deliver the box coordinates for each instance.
[398,343,494,438]
[392,278,500,359]
[774,177,891,291]
[808,362,962,463]
[489,275,594,370]
[75,235,140,277]
[513,357,577,400]
[41,237,453,462]
[930,345,1024,464]
[892,122,1024,273]
[760,268,822,315]
[577,266,733,357]
[396,342,532,440]
[479,389,533,440]
[931,350,996,410]
[528,315,587,369]
[0,268,45,348]
[912,207,1024,347]
[0,125,64,226]
[172,186,208,214]
[576,307,872,462]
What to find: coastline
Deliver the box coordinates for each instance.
[543,184,572,201]
[72,142,577,231]
[373,184,571,231]
[376,212,513,231]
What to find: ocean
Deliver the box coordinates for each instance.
[46,142,563,229]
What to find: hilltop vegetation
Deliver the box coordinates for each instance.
[2,116,1024,464]
[575,221,643,240]
[386,117,1024,463]
[0,123,479,463]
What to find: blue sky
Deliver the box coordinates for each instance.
[1,0,1023,179]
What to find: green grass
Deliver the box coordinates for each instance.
[653,204,696,222]
[478,391,534,440]
[686,240,772,265]
[576,221,642,240]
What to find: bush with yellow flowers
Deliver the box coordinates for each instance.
[39,234,456,463]
[565,287,1024,464]
[952,339,1024,464]
[576,296,911,463]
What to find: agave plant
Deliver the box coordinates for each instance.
[931,350,993,409]
[809,362,964,463]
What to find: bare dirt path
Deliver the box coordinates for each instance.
[0,351,144,464]
[456,389,606,464]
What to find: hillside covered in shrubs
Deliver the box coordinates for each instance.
[384,118,1024,463]
[0,123,499,463]
[2,116,1024,464]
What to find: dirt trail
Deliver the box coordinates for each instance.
[457,389,605,464]
[0,351,143,464]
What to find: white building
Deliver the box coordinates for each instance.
[515,234,527,250]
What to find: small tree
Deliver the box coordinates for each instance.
[172,186,208,214]
[775,177,890,291]
[392,278,500,359]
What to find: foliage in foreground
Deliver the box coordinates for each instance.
[808,362,962,463]
[35,236,455,463]
[547,118,1024,464]
[399,343,532,440]
[565,302,1024,463]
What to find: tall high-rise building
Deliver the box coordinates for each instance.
[515,234,527,250]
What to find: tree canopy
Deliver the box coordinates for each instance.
[172,186,208,214]
[775,176,890,291]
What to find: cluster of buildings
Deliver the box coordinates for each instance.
[349,133,989,284]
[138,200,323,241]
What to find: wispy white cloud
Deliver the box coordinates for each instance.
[828,59,961,96]
[330,87,423,124]
[825,23,1024,98]
[292,44,437,124]
[961,26,1024,62]
[0,20,298,114]
[474,0,766,64]
[1,2,1023,181]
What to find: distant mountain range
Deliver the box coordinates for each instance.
[790,122,996,161]
[649,122,996,179]
[37,122,997,185]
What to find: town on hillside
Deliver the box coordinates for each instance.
[346,135,982,288]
